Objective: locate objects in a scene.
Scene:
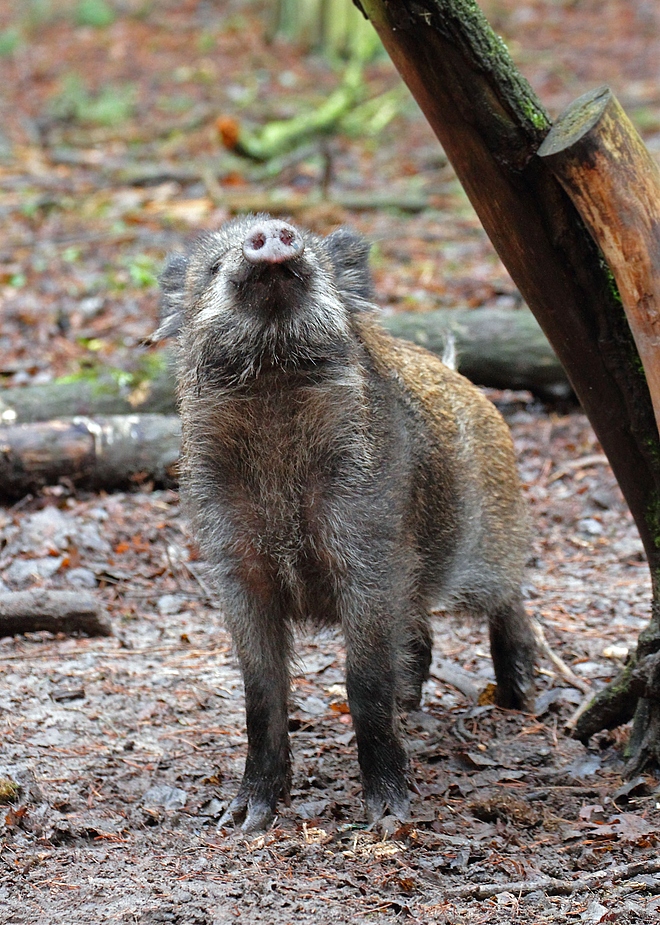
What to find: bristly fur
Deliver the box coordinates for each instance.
[157,214,537,833]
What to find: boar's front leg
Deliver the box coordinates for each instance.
[341,589,411,826]
[219,581,292,833]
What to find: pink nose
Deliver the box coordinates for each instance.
[242,220,305,265]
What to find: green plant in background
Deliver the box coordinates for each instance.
[2,0,117,44]
[197,30,216,54]
[631,106,660,134]
[75,0,115,28]
[50,74,136,126]
[125,254,159,289]
[340,86,408,137]
[0,27,22,56]
[0,777,19,804]
[19,197,42,219]
[62,245,82,264]
[157,94,196,114]
[81,86,135,126]
[99,254,159,292]
[271,0,383,60]
[223,0,398,162]
[23,0,55,29]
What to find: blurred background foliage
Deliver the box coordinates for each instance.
[1,0,658,389]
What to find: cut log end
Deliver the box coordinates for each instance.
[537,86,613,159]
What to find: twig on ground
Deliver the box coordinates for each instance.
[430,659,480,702]
[183,562,215,599]
[441,857,660,900]
[531,617,592,694]
[547,454,609,484]
[565,688,599,733]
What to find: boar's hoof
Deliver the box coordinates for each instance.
[364,780,411,827]
[495,681,535,713]
[241,802,277,834]
[218,792,276,834]
[493,657,536,712]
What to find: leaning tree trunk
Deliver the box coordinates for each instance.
[356,0,660,770]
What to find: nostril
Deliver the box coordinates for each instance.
[243,220,304,265]
[249,232,267,251]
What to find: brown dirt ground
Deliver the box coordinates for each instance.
[2,1,660,923]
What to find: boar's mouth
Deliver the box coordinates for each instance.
[232,258,314,315]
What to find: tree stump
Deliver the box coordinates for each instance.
[538,86,660,436]
[539,86,660,770]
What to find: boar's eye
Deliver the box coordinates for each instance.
[209,255,223,277]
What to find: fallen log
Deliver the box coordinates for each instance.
[386,307,570,399]
[0,590,111,638]
[0,308,570,428]
[0,362,175,425]
[0,414,180,500]
[0,308,568,499]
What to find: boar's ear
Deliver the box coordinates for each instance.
[153,252,188,341]
[325,228,374,304]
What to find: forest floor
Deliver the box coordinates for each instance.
[2,1,660,923]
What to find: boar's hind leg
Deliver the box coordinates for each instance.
[343,604,411,825]
[220,601,292,833]
[397,615,433,712]
[488,595,536,712]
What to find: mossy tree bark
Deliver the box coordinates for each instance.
[356,0,660,769]
[0,355,175,425]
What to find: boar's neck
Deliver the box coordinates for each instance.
[184,336,355,391]
[179,339,372,480]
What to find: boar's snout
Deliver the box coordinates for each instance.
[242,219,305,266]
